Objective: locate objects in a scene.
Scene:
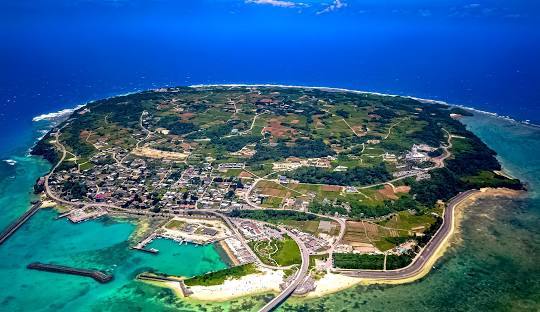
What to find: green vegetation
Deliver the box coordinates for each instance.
[250,139,335,163]
[229,209,319,222]
[212,135,261,152]
[462,170,522,189]
[157,116,198,135]
[286,163,391,186]
[165,219,186,229]
[386,254,413,270]
[183,264,258,286]
[334,253,413,270]
[334,253,385,270]
[249,235,302,266]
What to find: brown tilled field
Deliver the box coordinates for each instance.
[377,184,399,200]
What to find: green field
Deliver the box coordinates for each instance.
[249,235,302,267]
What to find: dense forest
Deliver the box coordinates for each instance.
[286,163,391,186]
[250,139,335,163]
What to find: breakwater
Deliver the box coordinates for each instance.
[0,202,41,245]
[27,262,113,283]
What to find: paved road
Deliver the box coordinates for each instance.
[335,190,477,279]
[44,130,82,207]
[258,228,310,312]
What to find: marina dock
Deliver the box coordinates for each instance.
[0,202,42,245]
[27,262,113,283]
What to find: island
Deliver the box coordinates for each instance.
[29,85,524,310]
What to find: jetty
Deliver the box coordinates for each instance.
[27,262,113,283]
[137,273,192,297]
[0,202,42,245]
[132,233,159,254]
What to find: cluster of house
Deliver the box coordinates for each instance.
[172,165,250,210]
[234,219,283,241]
[272,156,335,171]
[391,144,437,181]
[405,144,436,162]
[49,150,257,213]
[288,228,330,254]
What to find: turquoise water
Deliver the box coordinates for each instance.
[1,113,539,311]
[0,208,229,312]
[0,123,229,312]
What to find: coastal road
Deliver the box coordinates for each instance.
[44,130,83,207]
[258,228,310,312]
[335,190,478,280]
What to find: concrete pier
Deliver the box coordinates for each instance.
[27,262,113,283]
[0,202,42,245]
[132,233,159,254]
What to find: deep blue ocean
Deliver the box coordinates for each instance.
[1,0,539,157]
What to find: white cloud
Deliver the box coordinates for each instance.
[245,0,300,8]
[317,0,347,15]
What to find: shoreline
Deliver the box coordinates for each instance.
[307,187,524,295]
[150,187,524,303]
[145,267,284,303]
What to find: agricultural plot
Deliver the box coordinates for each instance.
[344,220,409,252]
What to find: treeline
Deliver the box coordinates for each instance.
[310,195,421,219]
[308,202,348,216]
[211,135,261,152]
[187,121,237,140]
[449,107,474,116]
[445,136,500,176]
[228,209,318,222]
[157,116,198,135]
[250,139,335,163]
[90,92,154,128]
[184,264,258,286]
[416,216,442,246]
[61,122,95,158]
[410,168,462,207]
[334,253,384,270]
[410,135,523,207]
[286,163,391,186]
[334,252,413,270]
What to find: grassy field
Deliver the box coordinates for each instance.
[249,235,302,267]
[164,219,186,230]
[183,264,258,286]
[261,196,284,208]
[377,210,437,232]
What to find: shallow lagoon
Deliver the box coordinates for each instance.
[0,208,229,312]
